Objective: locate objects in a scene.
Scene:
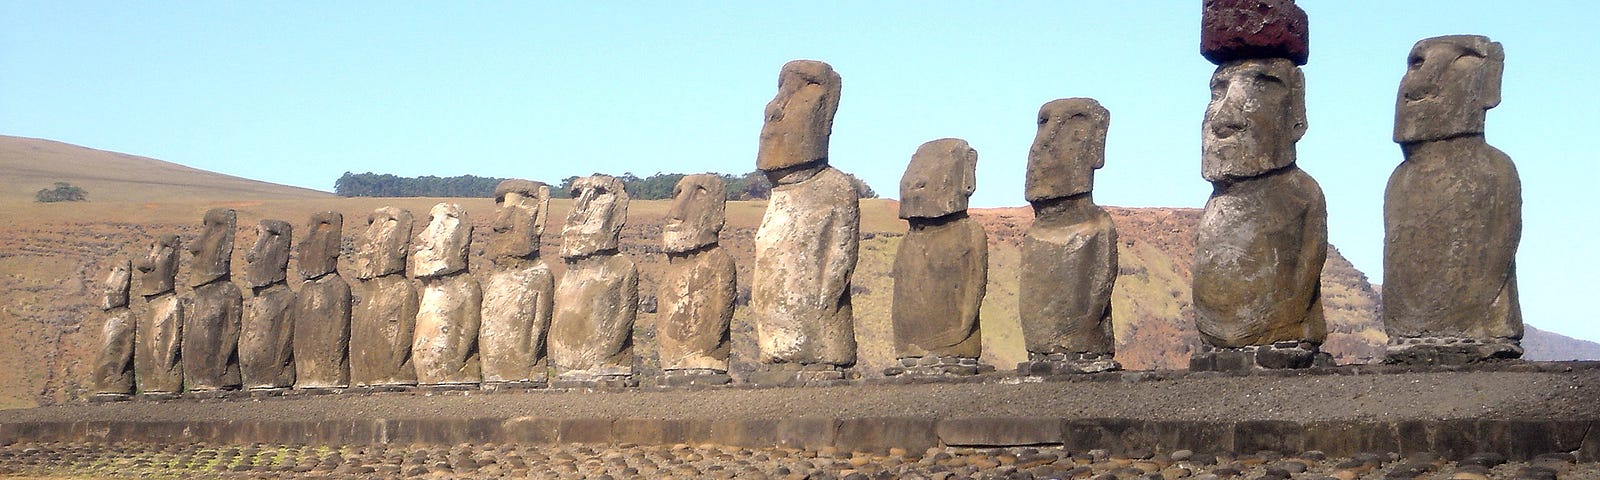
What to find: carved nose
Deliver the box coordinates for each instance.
[1210,111,1247,138]
[1403,83,1438,102]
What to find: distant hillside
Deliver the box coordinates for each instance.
[1524,325,1600,361]
[0,135,331,203]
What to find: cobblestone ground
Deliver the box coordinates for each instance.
[0,441,1596,480]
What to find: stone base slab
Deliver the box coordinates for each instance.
[1190,342,1335,371]
[1386,336,1524,365]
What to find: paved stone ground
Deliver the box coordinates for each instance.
[0,440,1596,479]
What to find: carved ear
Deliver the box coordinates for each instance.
[1481,41,1505,110]
[1289,66,1309,141]
[961,146,978,196]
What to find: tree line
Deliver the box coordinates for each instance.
[335,171,878,201]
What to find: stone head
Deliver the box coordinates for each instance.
[1026,98,1110,202]
[187,208,236,286]
[1201,58,1307,182]
[561,175,629,259]
[412,203,471,278]
[135,234,180,296]
[353,207,413,279]
[1394,35,1504,144]
[245,219,293,287]
[757,59,842,172]
[900,138,977,219]
[663,174,727,253]
[101,259,131,310]
[297,211,343,280]
[490,179,550,262]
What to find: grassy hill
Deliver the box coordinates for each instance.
[0,137,1590,410]
[0,135,331,204]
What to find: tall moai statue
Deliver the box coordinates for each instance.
[351,207,420,387]
[890,138,988,376]
[481,181,556,387]
[1017,99,1121,375]
[241,219,296,390]
[750,59,860,383]
[1384,35,1521,364]
[133,234,183,395]
[550,175,638,387]
[659,174,736,386]
[89,260,135,400]
[293,212,351,389]
[1191,0,1330,371]
[412,203,482,386]
[182,208,243,391]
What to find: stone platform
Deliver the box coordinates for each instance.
[4,362,1598,462]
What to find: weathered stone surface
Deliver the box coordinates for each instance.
[351,207,412,280]
[482,181,554,384]
[659,175,734,372]
[350,207,418,387]
[1200,0,1309,66]
[937,417,1065,447]
[244,220,291,288]
[296,212,342,280]
[182,280,243,391]
[182,208,242,391]
[753,166,860,367]
[241,282,295,390]
[1020,99,1118,360]
[412,203,481,385]
[551,177,637,379]
[293,273,351,389]
[1385,35,1520,360]
[90,260,135,396]
[662,174,727,253]
[1195,57,1326,350]
[558,175,627,258]
[133,235,183,394]
[757,59,841,171]
[893,139,985,360]
[1026,98,1110,202]
[1020,196,1117,356]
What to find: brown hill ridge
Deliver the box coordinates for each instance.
[0,135,331,203]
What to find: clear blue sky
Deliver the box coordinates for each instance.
[3,2,1596,342]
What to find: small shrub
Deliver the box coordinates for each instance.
[35,182,87,202]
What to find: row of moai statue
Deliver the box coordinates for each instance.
[88,2,1522,399]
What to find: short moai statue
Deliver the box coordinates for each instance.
[1191,0,1330,371]
[750,59,860,384]
[1383,35,1522,364]
[1016,98,1121,376]
[350,207,420,388]
[659,174,736,386]
[240,219,296,390]
[182,208,244,392]
[549,175,638,387]
[889,138,988,377]
[292,212,352,389]
[133,234,183,396]
[411,203,482,386]
[481,180,556,387]
[89,259,135,400]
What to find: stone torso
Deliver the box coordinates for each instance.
[135,293,183,394]
[549,254,639,376]
[293,273,352,388]
[351,274,420,386]
[1384,138,1521,339]
[1194,166,1327,347]
[241,283,295,389]
[1019,206,1118,355]
[480,261,555,383]
[752,166,860,366]
[891,216,987,358]
[659,246,736,371]
[182,280,243,390]
[412,272,483,385]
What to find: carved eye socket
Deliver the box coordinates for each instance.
[1037,116,1049,126]
[1408,54,1424,69]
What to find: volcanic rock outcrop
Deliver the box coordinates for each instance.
[412,203,482,386]
[293,212,352,389]
[890,138,987,376]
[550,175,638,386]
[350,207,419,387]
[1383,35,1522,364]
[241,220,296,390]
[658,174,736,385]
[181,208,243,391]
[481,181,556,386]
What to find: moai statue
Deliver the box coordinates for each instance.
[412,203,482,386]
[481,181,555,387]
[890,138,988,377]
[292,212,351,389]
[1016,98,1121,376]
[658,174,736,386]
[351,207,419,388]
[1384,35,1521,364]
[181,208,243,392]
[241,219,296,390]
[133,234,183,396]
[549,175,638,387]
[89,260,135,400]
[750,59,860,384]
[1191,0,1330,371]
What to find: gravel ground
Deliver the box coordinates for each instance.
[0,440,1596,479]
[4,366,1597,424]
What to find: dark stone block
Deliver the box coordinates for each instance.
[613,418,696,445]
[499,417,559,444]
[1303,421,1395,457]
[701,419,780,448]
[1234,420,1305,454]
[1065,418,1143,453]
[1151,421,1234,454]
[1255,348,1313,369]
[835,417,938,452]
[776,417,837,449]
[557,418,614,444]
[937,417,1064,446]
